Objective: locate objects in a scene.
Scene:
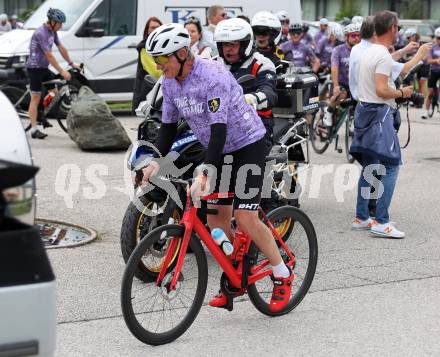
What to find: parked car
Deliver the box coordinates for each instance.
[0,92,56,357]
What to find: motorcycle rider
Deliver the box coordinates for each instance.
[214,18,278,149]
[251,11,285,65]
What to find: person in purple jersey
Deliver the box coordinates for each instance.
[422,28,440,119]
[25,8,79,139]
[142,23,295,313]
[316,24,343,72]
[314,18,329,46]
[301,23,315,50]
[322,23,360,126]
[281,23,320,73]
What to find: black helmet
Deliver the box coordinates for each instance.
[288,23,303,34]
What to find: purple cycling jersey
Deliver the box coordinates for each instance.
[316,37,335,68]
[26,24,60,68]
[429,44,440,72]
[301,33,314,47]
[280,41,317,67]
[314,30,327,47]
[161,57,266,153]
[331,43,352,87]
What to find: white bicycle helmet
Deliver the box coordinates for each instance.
[275,10,289,22]
[435,27,440,38]
[351,16,363,25]
[146,23,191,56]
[329,24,345,42]
[214,18,254,61]
[344,23,360,34]
[0,13,8,21]
[404,27,417,38]
[251,11,282,45]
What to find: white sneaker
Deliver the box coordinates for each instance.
[370,222,405,239]
[351,217,377,231]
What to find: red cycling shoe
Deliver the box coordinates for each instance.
[269,268,294,313]
[209,290,245,308]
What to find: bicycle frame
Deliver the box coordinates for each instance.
[156,191,295,292]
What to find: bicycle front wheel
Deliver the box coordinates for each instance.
[310,108,330,154]
[345,110,355,163]
[121,224,208,346]
[247,206,318,316]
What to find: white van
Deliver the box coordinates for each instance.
[0,0,300,102]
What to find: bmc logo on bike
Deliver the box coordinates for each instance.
[238,203,259,210]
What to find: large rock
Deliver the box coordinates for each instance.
[67,86,131,150]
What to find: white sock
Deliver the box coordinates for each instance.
[31,127,38,134]
[272,261,290,278]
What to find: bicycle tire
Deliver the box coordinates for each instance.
[344,110,355,163]
[120,199,182,282]
[1,85,32,130]
[247,206,318,317]
[310,110,330,154]
[121,224,207,346]
[57,118,68,133]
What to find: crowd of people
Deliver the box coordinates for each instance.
[0,13,22,34]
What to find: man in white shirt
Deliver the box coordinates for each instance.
[203,5,226,44]
[349,16,429,102]
[350,11,430,239]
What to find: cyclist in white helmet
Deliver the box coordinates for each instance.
[275,10,290,44]
[143,23,294,313]
[251,11,284,64]
[322,22,361,126]
[0,13,11,33]
[316,24,344,73]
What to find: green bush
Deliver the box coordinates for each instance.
[335,0,360,21]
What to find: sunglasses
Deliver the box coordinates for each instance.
[253,27,270,36]
[219,12,227,18]
[349,33,360,39]
[152,53,173,65]
[290,32,302,36]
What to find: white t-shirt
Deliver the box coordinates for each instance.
[358,43,397,107]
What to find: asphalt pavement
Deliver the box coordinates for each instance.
[29,108,440,356]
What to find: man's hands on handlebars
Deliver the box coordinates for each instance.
[60,69,71,81]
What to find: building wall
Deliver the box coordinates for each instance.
[0,0,43,17]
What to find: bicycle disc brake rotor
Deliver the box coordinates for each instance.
[161,273,183,300]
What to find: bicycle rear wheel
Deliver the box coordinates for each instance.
[1,85,32,130]
[310,108,330,154]
[121,224,207,346]
[345,110,355,163]
[247,206,318,316]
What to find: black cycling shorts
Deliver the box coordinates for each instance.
[416,64,430,80]
[206,137,269,211]
[27,67,55,93]
[428,71,440,89]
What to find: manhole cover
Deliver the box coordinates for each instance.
[36,218,98,249]
[424,157,440,162]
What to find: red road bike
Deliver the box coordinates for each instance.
[121,177,318,345]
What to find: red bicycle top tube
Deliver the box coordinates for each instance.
[201,192,234,201]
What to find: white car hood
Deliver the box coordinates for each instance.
[0,29,33,56]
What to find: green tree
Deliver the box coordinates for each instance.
[403,0,423,19]
[335,0,360,21]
